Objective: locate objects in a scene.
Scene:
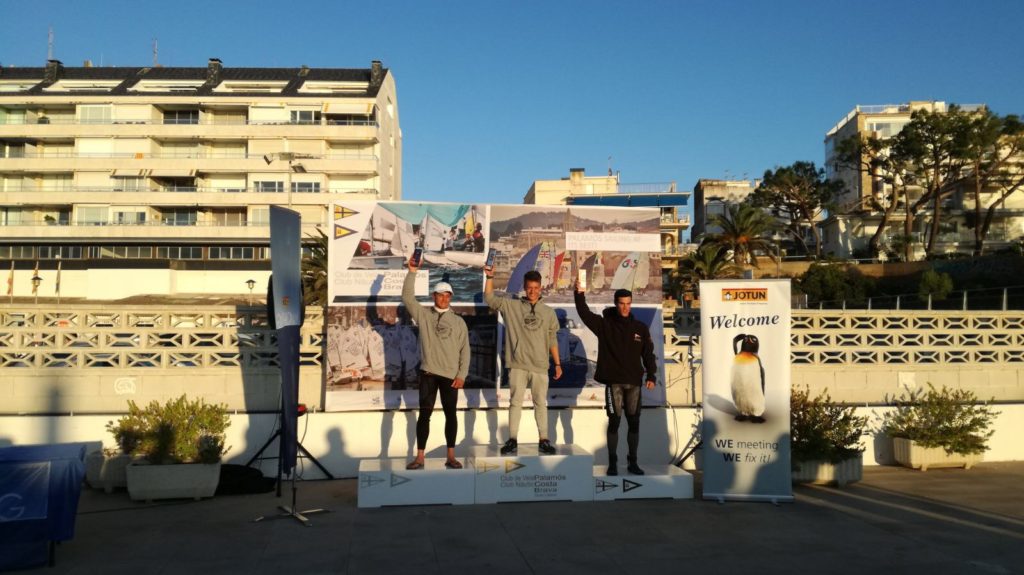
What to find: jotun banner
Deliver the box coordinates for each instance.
[699,279,792,503]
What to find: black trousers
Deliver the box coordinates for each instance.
[416,371,458,450]
[605,384,641,464]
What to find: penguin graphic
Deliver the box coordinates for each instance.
[730,334,766,423]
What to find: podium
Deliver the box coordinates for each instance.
[468,444,593,503]
[358,458,474,508]
[357,445,695,507]
[592,465,694,501]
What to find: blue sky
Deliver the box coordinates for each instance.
[3,0,1023,212]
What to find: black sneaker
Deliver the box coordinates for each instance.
[607,465,618,476]
[627,462,645,475]
[500,438,518,455]
[538,439,556,455]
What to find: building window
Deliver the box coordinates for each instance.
[291,182,321,194]
[290,110,321,125]
[37,245,82,259]
[112,177,145,192]
[250,207,270,224]
[0,245,36,259]
[114,210,147,225]
[89,246,154,259]
[254,181,284,193]
[163,110,199,125]
[161,209,197,226]
[78,105,112,124]
[76,206,108,226]
[156,246,203,259]
[211,210,246,226]
[208,246,254,260]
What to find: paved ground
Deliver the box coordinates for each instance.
[23,461,1024,574]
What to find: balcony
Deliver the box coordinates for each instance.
[0,118,380,144]
[660,214,691,228]
[0,186,380,208]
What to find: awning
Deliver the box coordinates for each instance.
[324,102,374,115]
[110,169,143,177]
[146,169,196,178]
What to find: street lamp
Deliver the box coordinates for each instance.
[771,233,784,277]
[31,274,42,305]
[246,278,256,306]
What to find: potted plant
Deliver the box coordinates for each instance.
[879,384,997,471]
[790,387,868,487]
[107,394,230,501]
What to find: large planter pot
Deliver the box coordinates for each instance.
[792,454,863,487]
[126,462,221,501]
[85,451,132,493]
[892,437,983,471]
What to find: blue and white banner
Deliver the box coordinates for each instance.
[699,279,792,502]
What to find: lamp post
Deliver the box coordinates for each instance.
[31,274,42,305]
[771,233,784,277]
[246,278,256,306]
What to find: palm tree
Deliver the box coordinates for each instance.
[707,203,778,268]
[668,244,742,301]
[301,229,329,306]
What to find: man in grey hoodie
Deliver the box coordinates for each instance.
[484,266,562,455]
[402,261,470,470]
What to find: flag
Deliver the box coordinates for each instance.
[55,259,61,296]
[31,261,39,295]
[5,261,12,297]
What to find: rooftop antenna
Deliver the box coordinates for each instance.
[47,26,54,61]
[152,38,158,66]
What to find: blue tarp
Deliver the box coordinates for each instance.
[0,443,86,571]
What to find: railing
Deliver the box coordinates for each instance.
[0,186,379,196]
[618,182,677,195]
[0,117,379,128]
[660,214,691,226]
[0,152,378,161]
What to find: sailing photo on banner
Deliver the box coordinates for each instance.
[488,205,662,305]
[699,279,792,503]
[324,304,498,411]
[329,201,489,304]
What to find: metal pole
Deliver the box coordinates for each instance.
[1004,288,1008,311]
[896,295,900,310]
[868,297,872,310]
[962,290,967,311]
[928,293,932,311]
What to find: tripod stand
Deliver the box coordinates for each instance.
[248,408,335,526]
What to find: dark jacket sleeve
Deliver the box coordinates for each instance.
[640,323,658,383]
[573,290,602,335]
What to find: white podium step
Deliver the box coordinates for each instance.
[468,444,595,503]
[592,465,695,501]
[358,458,475,508]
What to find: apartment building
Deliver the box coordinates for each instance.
[690,178,757,241]
[0,58,401,300]
[525,167,690,282]
[821,100,1022,259]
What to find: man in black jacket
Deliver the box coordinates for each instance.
[574,281,657,476]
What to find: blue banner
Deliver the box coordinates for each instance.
[270,206,302,474]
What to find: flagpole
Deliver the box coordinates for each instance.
[55,256,61,306]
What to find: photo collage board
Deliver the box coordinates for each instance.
[324,201,666,411]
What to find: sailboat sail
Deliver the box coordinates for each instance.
[506,243,542,296]
[610,252,641,290]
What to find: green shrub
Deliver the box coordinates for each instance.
[879,384,997,455]
[106,395,231,464]
[917,269,953,303]
[797,263,875,307]
[791,387,867,465]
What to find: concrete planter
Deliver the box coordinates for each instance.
[792,454,863,487]
[892,437,982,471]
[85,451,132,493]
[126,462,221,501]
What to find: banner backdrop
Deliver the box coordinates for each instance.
[325,201,665,411]
[699,279,792,502]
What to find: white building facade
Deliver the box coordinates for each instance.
[0,59,401,300]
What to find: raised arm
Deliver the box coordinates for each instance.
[573,278,602,333]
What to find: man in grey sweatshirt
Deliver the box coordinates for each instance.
[402,261,470,470]
[484,266,562,455]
